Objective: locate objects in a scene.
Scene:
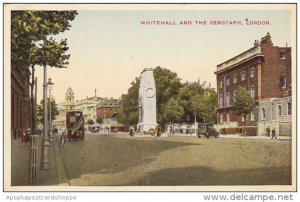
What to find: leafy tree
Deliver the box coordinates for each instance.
[117,66,183,127]
[11,11,78,134]
[234,87,255,135]
[11,11,77,69]
[190,89,218,124]
[117,66,218,131]
[177,82,204,123]
[153,66,183,124]
[117,78,140,126]
[162,97,184,124]
[36,98,59,123]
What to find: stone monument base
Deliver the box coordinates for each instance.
[137,123,157,134]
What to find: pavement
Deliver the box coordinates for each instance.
[11,134,69,186]
[119,132,291,140]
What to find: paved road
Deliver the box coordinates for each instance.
[56,132,291,186]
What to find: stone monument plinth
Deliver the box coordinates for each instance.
[137,68,157,133]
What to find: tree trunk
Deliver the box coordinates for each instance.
[30,65,36,135]
[244,114,246,136]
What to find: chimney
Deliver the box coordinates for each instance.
[261,32,272,45]
[254,40,260,47]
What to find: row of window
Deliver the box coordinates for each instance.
[219,86,255,107]
[219,112,255,123]
[219,67,256,88]
[261,103,292,120]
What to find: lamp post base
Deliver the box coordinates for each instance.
[40,138,51,170]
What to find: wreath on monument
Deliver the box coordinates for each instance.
[149,128,155,136]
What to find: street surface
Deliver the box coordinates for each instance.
[55,132,291,186]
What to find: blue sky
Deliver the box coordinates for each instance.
[34,6,294,103]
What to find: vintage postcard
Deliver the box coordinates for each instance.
[3,3,297,192]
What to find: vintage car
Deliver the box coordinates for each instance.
[197,123,219,138]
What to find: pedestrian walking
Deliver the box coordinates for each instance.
[61,128,67,147]
[271,127,277,139]
[266,126,270,137]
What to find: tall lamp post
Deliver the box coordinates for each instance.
[40,38,51,170]
[47,78,54,143]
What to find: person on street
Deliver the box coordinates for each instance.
[271,127,277,139]
[266,126,270,137]
[61,128,67,147]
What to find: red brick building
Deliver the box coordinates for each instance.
[96,98,120,119]
[214,33,291,135]
[11,66,31,138]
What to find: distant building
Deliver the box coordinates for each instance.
[214,33,291,136]
[75,96,102,125]
[96,97,120,127]
[53,87,76,129]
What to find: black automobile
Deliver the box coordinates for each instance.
[196,123,219,138]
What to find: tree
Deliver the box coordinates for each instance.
[234,87,255,136]
[36,98,59,123]
[177,82,204,123]
[117,78,140,126]
[190,89,218,124]
[117,66,183,127]
[11,11,77,69]
[153,66,183,124]
[162,97,184,124]
[11,11,78,134]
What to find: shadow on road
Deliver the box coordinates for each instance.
[60,135,201,181]
[121,166,291,186]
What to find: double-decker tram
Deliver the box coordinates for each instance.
[66,111,85,139]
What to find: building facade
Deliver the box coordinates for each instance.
[96,97,120,127]
[214,33,291,136]
[75,96,102,125]
[11,66,31,138]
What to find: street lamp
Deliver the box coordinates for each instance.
[47,78,54,143]
[194,112,197,136]
[40,38,51,170]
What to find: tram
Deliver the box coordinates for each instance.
[66,111,85,139]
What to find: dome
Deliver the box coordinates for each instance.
[66,87,74,95]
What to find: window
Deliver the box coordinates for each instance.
[226,92,230,106]
[219,95,223,108]
[250,86,255,98]
[277,104,282,116]
[226,113,230,122]
[233,74,237,83]
[280,76,286,88]
[250,67,255,78]
[251,112,255,121]
[226,78,230,86]
[241,114,245,122]
[241,71,246,81]
[262,108,266,120]
[288,103,292,115]
[220,113,223,123]
[279,52,286,59]
[220,81,223,88]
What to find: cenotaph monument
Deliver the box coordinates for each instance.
[137,68,157,133]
